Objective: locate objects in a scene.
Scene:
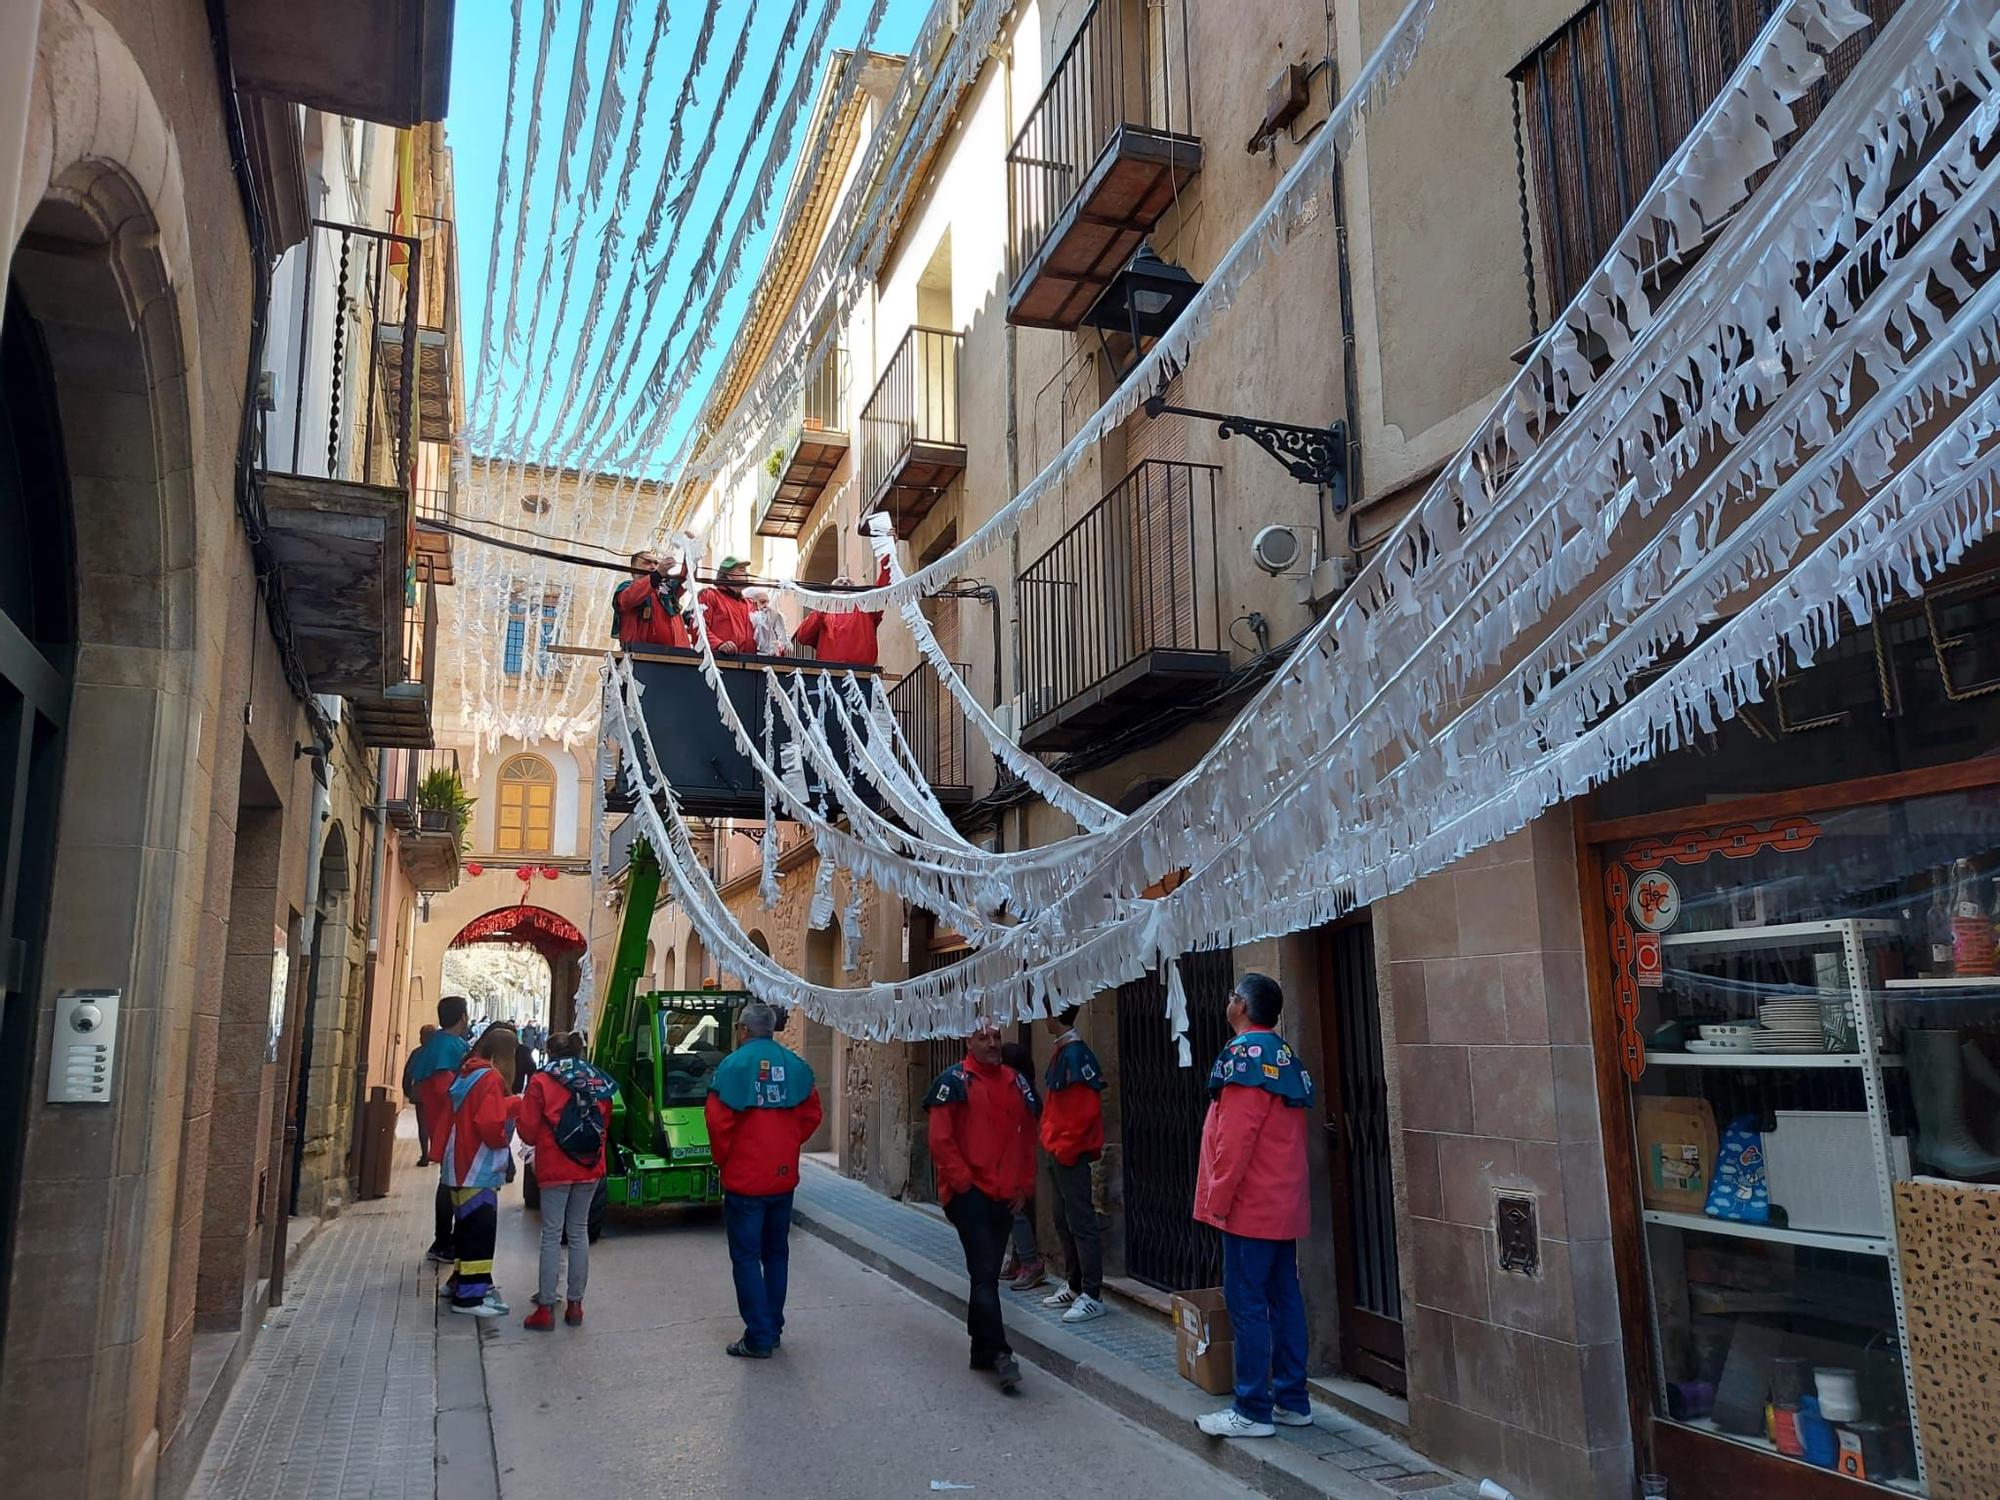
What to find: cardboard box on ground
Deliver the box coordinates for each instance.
[1172,1288,1233,1396]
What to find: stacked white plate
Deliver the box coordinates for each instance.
[1756,999,1835,1052]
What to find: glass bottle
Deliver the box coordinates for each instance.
[1928,869,1955,976]
[1951,859,1995,976]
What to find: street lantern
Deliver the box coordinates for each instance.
[1080,244,1202,379]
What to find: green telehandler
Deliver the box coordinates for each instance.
[521,840,748,1239]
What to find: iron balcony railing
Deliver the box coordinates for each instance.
[858,327,962,508]
[1508,0,1904,321]
[801,342,848,436]
[267,218,423,487]
[1016,459,1220,724]
[400,576,439,688]
[888,660,971,793]
[385,744,461,830]
[1006,0,1194,278]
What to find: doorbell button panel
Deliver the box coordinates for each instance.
[49,988,120,1103]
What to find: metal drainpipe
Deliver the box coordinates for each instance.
[1001,38,1028,863]
[1326,7,1366,540]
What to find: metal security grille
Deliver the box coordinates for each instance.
[1117,949,1234,1291]
[1328,922,1402,1329]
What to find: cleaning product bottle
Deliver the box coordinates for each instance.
[1951,859,1994,975]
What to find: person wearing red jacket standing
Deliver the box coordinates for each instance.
[699,557,758,653]
[412,996,472,1265]
[1192,973,1317,1438]
[924,1020,1040,1393]
[442,1025,524,1317]
[704,1003,823,1359]
[1038,1006,1107,1323]
[613,549,689,647]
[515,1032,618,1331]
[791,557,891,665]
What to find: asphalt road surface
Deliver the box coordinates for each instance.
[478,1192,1258,1500]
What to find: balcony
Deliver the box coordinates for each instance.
[224,0,454,128]
[261,219,422,697]
[1007,0,1202,330]
[385,747,463,892]
[1509,0,1902,318]
[858,327,965,531]
[349,579,438,748]
[756,347,850,539]
[888,660,974,808]
[1016,460,1226,750]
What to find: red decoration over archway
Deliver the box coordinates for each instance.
[449,904,586,962]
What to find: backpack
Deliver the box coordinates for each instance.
[551,1078,606,1167]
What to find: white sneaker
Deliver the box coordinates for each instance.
[482,1292,510,1315]
[449,1300,505,1319]
[1041,1287,1080,1309]
[1196,1408,1276,1439]
[1061,1294,1106,1324]
[1273,1406,1315,1427]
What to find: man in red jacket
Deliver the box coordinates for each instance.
[791,557,891,665]
[442,1026,523,1316]
[925,1020,1039,1393]
[412,995,472,1264]
[1038,1005,1107,1323]
[1192,973,1316,1438]
[699,557,758,653]
[613,548,688,647]
[704,1003,823,1358]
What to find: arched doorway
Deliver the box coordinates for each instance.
[448,905,588,1032]
[797,925,837,1153]
[0,283,75,1351]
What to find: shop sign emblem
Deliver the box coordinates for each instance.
[1635,932,1664,988]
[1630,870,1681,932]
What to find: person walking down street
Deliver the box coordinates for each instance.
[704,1002,823,1359]
[412,997,472,1260]
[515,1031,617,1331]
[1192,973,1317,1439]
[613,548,688,648]
[699,557,759,653]
[925,1021,1039,1394]
[442,1024,523,1318]
[1039,1006,1108,1323]
[997,1041,1046,1291]
[402,1023,439,1166]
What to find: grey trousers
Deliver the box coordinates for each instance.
[536,1180,594,1305]
[1048,1153,1102,1296]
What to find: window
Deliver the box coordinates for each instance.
[494,755,555,854]
[504,589,562,677]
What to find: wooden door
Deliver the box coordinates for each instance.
[1318,918,1407,1392]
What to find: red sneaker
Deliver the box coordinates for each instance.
[564,1300,584,1327]
[523,1304,555,1332]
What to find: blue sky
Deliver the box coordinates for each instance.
[447,0,932,471]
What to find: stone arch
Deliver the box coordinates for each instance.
[799,527,841,586]
[796,924,838,1152]
[2,0,210,1479]
[292,822,354,1218]
[683,930,708,989]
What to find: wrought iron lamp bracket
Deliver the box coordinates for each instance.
[1142,396,1349,510]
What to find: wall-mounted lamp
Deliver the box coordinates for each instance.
[1080,244,1203,380]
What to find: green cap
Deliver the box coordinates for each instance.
[719,555,745,570]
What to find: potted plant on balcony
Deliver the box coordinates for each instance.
[417,766,475,852]
[765,447,785,478]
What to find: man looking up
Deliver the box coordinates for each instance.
[925,1019,1039,1394]
[705,1002,823,1359]
[613,548,688,648]
[1192,973,1316,1439]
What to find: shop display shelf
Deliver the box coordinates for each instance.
[1661,919,1902,950]
[1641,1208,1893,1256]
[1882,974,2000,990]
[1673,1418,1922,1493]
[1644,1051,1904,1069]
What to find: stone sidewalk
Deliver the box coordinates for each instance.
[792,1162,1484,1500]
[186,1123,459,1500]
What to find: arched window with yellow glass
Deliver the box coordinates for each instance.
[495,754,555,854]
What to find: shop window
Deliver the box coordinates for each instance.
[1594,785,2000,1495]
[494,755,555,855]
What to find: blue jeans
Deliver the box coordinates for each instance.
[1222,1232,1309,1424]
[724,1191,795,1351]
